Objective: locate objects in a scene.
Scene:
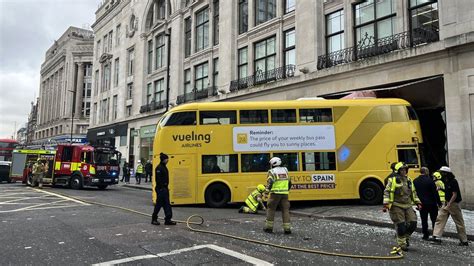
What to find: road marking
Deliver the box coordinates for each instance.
[0,200,69,213]
[115,234,123,236]
[92,244,273,266]
[24,247,32,249]
[59,242,65,244]
[31,188,90,205]
[89,237,95,240]
[0,195,50,204]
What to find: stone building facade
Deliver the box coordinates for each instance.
[35,26,94,146]
[26,99,38,145]
[88,0,474,205]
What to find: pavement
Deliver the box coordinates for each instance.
[123,180,474,241]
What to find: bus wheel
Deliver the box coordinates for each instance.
[359,180,383,205]
[70,175,83,190]
[205,183,230,208]
[97,185,108,190]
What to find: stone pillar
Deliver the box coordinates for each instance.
[219,0,235,92]
[75,63,84,118]
[295,0,320,74]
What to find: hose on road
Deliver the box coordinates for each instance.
[34,188,403,261]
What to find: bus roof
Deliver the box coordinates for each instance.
[0,139,18,143]
[168,98,411,112]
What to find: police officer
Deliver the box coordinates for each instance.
[239,184,267,214]
[151,153,176,226]
[264,157,292,234]
[32,158,46,188]
[135,160,143,184]
[383,162,422,252]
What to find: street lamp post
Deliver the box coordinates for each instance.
[68,89,76,144]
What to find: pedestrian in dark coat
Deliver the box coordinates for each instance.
[144,160,153,183]
[413,167,441,240]
[151,153,176,226]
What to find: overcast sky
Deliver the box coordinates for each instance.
[0,0,97,139]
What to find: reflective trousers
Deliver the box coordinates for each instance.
[389,205,417,248]
[265,193,290,231]
[433,202,467,242]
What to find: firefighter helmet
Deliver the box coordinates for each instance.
[257,184,266,193]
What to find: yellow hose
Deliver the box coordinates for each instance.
[36,188,403,260]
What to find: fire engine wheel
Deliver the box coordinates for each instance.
[97,185,108,190]
[205,183,230,208]
[359,180,383,205]
[70,175,83,190]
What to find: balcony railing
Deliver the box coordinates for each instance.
[139,100,167,113]
[176,86,218,104]
[230,65,296,92]
[317,28,439,70]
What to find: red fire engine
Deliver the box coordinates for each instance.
[11,144,121,190]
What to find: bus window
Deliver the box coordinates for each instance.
[300,108,333,123]
[302,152,336,171]
[398,149,419,166]
[240,110,268,124]
[273,152,298,171]
[202,155,238,174]
[406,106,418,120]
[241,153,270,172]
[271,109,296,123]
[200,111,237,125]
[165,112,197,126]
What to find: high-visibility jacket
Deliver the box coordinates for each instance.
[383,174,420,209]
[136,164,144,174]
[267,167,290,194]
[434,180,446,204]
[245,189,263,212]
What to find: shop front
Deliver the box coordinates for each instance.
[139,125,156,162]
[87,123,128,147]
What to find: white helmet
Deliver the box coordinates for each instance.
[439,166,451,173]
[137,160,141,163]
[269,157,282,167]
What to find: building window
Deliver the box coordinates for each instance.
[195,8,209,52]
[354,0,396,45]
[158,0,166,19]
[213,0,219,45]
[255,0,276,25]
[284,28,295,69]
[103,35,108,53]
[84,82,92,98]
[83,102,91,117]
[409,0,439,43]
[213,58,219,88]
[147,39,153,74]
[94,70,99,95]
[96,40,101,57]
[155,34,165,69]
[114,58,119,87]
[194,62,209,91]
[146,83,153,104]
[238,47,248,79]
[127,48,135,76]
[127,83,133,99]
[112,95,118,119]
[285,0,295,14]
[184,17,192,57]
[254,36,276,76]
[85,64,92,77]
[239,0,248,34]
[184,69,191,94]
[154,79,164,103]
[126,106,132,116]
[108,30,113,52]
[116,24,121,46]
[102,64,111,92]
[326,10,344,54]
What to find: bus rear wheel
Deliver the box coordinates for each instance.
[359,180,383,205]
[205,183,230,208]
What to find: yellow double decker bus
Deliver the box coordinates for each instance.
[152,99,423,207]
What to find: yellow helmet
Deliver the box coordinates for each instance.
[394,162,408,172]
[257,184,266,193]
[433,171,442,180]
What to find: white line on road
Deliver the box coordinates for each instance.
[92,244,273,266]
[31,188,90,205]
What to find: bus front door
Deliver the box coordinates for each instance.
[169,154,196,205]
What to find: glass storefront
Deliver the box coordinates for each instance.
[139,125,156,162]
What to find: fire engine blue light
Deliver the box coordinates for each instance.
[339,146,350,162]
[111,172,117,176]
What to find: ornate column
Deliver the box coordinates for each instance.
[75,62,84,118]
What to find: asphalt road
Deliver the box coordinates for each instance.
[0,183,472,265]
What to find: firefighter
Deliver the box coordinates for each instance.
[383,162,422,253]
[239,184,268,214]
[433,171,446,205]
[32,158,46,188]
[264,157,292,234]
[135,160,144,185]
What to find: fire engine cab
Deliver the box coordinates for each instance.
[11,144,121,190]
